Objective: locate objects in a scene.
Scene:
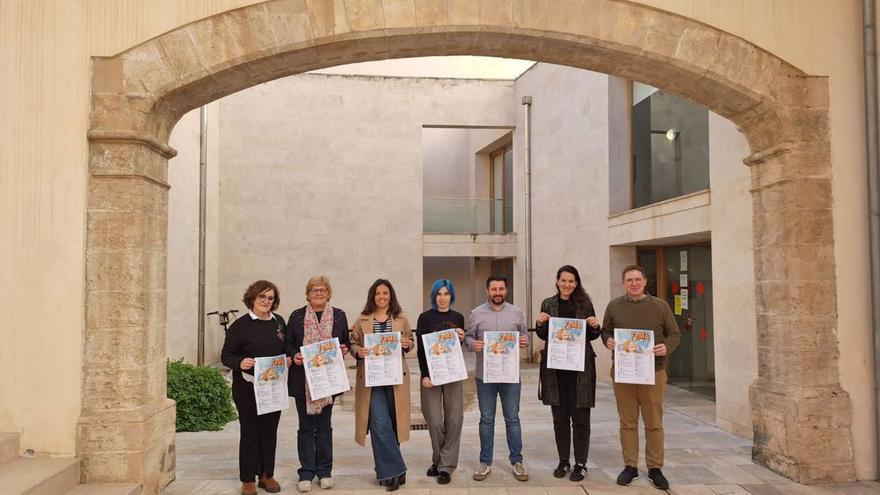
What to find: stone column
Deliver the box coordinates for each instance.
[746,130,856,483]
[78,136,177,494]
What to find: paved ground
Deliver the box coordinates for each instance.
[164,358,879,495]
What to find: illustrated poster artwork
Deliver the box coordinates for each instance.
[364,332,403,387]
[421,329,468,386]
[253,354,290,415]
[482,331,520,383]
[613,329,655,385]
[546,317,587,371]
[301,337,350,400]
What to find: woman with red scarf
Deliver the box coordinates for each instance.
[286,276,351,493]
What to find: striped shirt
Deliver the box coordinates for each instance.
[372,315,393,333]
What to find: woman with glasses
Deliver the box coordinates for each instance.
[221,280,292,495]
[534,265,601,482]
[285,276,351,493]
[350,279,413,491]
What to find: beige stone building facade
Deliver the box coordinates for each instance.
[0,0,876,492]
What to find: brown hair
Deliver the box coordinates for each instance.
[242,280,280,311]
[305,275,332,299]
[360,278,402,317]
[621,264,647,280]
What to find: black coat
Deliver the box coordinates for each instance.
[284,306,351,400]
[535,295,601,408]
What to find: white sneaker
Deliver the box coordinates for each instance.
[319,477,334,489]
[473,463,492,481]
[512,462,529,482]
[297,480,312,493]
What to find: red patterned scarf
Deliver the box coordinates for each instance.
[303,304,334,415]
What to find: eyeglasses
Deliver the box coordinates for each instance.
[257,294,276,302]
[309,288,328,294]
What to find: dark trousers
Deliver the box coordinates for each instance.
[295,397,334,481]
[550,372,592,465]
[232,378,282,483]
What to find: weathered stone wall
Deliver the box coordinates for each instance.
[84,2,855,488]
[0,0,868,491]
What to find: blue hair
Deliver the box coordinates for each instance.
[429,279,456,310]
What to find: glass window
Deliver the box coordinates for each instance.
[631,82,710,208]
[489,144,513,234]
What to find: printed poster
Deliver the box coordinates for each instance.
[301,337,350,400]
[421,329,468,386]
[482,331,520,383]
[613,328,655,385]
[253,354,290,415]
[364,332,403,387]
[546,317,587,371]
[680,288,689,310]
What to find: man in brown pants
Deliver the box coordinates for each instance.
[601,264,680,490]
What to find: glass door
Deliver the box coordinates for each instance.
[636,244,715,399]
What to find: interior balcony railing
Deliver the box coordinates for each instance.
[423,197,512,234]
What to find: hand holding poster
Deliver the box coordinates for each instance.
[364,332,403,387]
[546,317,587,371]
[253,354,290,415]
[482,331,520,383]
[422,329,468,386]
[301,337,350,400]
[613,329,655,385]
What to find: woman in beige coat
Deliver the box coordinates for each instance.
[350,279,413,491]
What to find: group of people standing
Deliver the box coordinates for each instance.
[221,264,680,495]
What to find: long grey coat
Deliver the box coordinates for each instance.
[535,295,601,408]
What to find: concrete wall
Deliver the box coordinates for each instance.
[708,113,757,439]
[423,128,474,199]
[214,74,514,332]
[166,103,221,364]
[422,257,494,316]
[515,64,613,360]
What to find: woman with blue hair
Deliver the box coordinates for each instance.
[415,278,466,485]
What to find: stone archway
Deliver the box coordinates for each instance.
[82,1,853,492]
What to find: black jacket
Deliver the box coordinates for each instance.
[535,295,601,408]
[284,306,351,399]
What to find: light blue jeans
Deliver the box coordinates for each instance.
[475,379,523,465]
[369,386,407,481]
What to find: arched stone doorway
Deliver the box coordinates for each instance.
[82,1,853,492]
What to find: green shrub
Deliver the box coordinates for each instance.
[167,359,237,432]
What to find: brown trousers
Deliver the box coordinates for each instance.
[611,369,667,469]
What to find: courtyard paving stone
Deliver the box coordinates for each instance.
[163,360,879,495]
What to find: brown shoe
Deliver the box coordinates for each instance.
[241,482,257,495]
[259,476,282,493]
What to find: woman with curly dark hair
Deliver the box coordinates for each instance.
[221,280,291,495]
[534,266,601,482]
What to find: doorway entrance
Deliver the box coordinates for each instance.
[638,244,714,399]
